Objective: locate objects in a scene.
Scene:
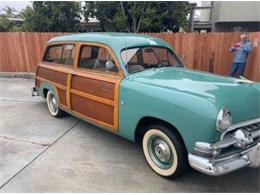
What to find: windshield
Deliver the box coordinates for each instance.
[121,46,183,74]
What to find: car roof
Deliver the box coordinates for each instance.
[48,32,172,52]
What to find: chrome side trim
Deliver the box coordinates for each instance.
[221,117,260,140]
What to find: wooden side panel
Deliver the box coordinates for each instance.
[71,94,114,125]
[37,66,67,86]
[36,62,120,131]
[57,88,67,106]
[71,75,115,100]
[36,64,70,109]
[69,42,121,131]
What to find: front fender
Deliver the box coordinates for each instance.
[118,80,220,152]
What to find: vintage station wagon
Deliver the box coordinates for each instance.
[32,33,260,179]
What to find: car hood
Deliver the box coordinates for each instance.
[129,67,260,123]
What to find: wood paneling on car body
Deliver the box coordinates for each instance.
[71,75,115,100]
[71,94,114,125]
[37,66,67,86]
[35,41,122,132]
[57,88,67,106]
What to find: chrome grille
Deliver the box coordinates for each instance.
[241,123,260,132]
[221,120,260,140]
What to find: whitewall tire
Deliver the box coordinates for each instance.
[46,90,65,118]
[142,125,187,179]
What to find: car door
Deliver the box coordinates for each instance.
[67,42,123,132]
[36,43,75,110]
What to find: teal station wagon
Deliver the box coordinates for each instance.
[32,33,260,179]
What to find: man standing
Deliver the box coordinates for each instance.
[229,34,252,77]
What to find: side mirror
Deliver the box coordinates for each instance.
[106,60,115,71]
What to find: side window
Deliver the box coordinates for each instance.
[61,45,74,65]
[44,46,63,64]
[43,44,74,66]
[78,45,118,73]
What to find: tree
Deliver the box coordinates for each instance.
[83,1,125,32]
[21,1,82,32]
[141,2,191,32]
[119,1,146,33]
[0,16,12,31]
[18,6,34,31]
[0,6,18,32]
[1,6,17,17]
[83,1,191,32]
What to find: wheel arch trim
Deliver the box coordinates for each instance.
[40,82,61,105]
[134,116,188,152]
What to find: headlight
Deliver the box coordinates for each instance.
[216,108,232,132]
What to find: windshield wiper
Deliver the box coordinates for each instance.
[129,68,146,74]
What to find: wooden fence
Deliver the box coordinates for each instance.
[0,32,259,81]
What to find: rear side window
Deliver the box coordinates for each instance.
[43,44,74,66]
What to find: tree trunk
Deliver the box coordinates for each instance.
[136,6,145,33]
[120,1,131,32]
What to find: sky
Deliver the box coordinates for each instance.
[0,1,31,13]
[0,1,201,12]
[0,1,201,18]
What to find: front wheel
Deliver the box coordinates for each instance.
[142,125,187,179]
[46,90,65,118]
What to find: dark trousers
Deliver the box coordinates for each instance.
[229,62,246,77]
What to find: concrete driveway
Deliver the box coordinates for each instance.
[0,78,259,192]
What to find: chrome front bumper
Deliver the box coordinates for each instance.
[188,142,260,176]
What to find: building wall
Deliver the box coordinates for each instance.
[212,1,260,22]
[196,1,260,32]
[200,1,212,22]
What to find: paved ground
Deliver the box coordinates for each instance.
[0,78,259,192]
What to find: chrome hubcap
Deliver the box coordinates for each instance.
[148,136,173,169]
[49,94,58,113]
[154,140,171,163]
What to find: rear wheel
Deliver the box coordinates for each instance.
[142,124,187,179]
[46,90,65,118]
